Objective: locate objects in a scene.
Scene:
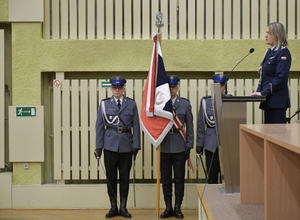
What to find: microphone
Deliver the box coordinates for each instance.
[286,108,300,124]
[225,48,255,95]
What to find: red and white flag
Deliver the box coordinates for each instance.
[140,35,173,148]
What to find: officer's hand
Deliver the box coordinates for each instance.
[94,148,102,159]
[196,147,203,155]
[185,148,191,161]
[132,148,139,161]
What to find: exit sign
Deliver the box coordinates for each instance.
[101,82,111,88]
[16,107,36,117]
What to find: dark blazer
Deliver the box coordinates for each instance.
[196,96,218,153]
[257,45,292,110]
[96,96,141,153]
[161,96,194,153]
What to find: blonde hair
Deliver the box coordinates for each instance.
[268,22,288,49]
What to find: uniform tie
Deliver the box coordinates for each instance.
[117,99,121,109]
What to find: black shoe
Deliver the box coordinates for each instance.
[119,197,131,218]
[105,197,119,218]
[174,197,184,219]
[160,196,173,218]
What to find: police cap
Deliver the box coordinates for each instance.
[167,75,180,86]
[110,76,127,87]
[211,73,228,84]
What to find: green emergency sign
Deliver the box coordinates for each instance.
[16,107,36,117]
[101,82,111,88]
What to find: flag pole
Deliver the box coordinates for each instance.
[155,12,164,219]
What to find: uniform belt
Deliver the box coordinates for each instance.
[106,126,131,133]
[169,127,180,134]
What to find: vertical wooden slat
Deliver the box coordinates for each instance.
[178,0,186,39]
[278,0,287,28]
[80,80,89,179]
[236,79,244,96]
[106,0,114,39]
[54,73,64,180]
[260,0,268,39]
[52,0,60,39]
[287,0,296,39]
[253,79,262,123]
[87,0,95,39]
[63,80,71,180]
[215,0,222,39]
[180,79,188,179]
[251,0,259,39]
[78,0,86,39]
[189,79,197,179]
[224,0,232,39]
[242,0,250,39]
[96,0,105,39]
[71,80,80,180]
[289,79,298,122]
[206,0,213,39]
[233,0,240,39]
[124,0,132,39]
[196,0,204,40]
[169,0,177,40]
[297,1,300,39]
[161,0,168,40]
[0,30,4,168]
[187,0,195,39]
[269,0,277,23]
[133,0,141,39]
[245,79,253,124]
[70,0,77,39]
[43,0,50,39]
[89,80,98,179]
[115,0,123,39]
[134,79,143,178]
[151,0,159,37]
[227,79,235,96]
[61,0,68,39]
[142,0,150,39]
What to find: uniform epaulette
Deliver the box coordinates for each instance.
[102,97,110,101]
[126,97,133,100]
[203,95,212,99]
[180,97,190,102]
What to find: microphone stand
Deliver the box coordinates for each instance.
[286,108,300,124]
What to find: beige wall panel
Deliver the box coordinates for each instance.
[242,0,250,39]
[9,106,44,162]
[188,0,195,39]
[169,0,177,40]
[0,30,4,168]
[43,0,50,39]
[215,0,222,39]
[260,0,268,39]
[71,80,80,180]
[288,0,296,39]
[133,0,141,39]
[206,0,213,40]
[278,0,287,28]
[151,0,159,36]
[251,0,259,39]
[9,0,43,22]
[51,0,59,39]
[12,184,197,209]
[289,79,298,120]
[87,0,95,40]
[142,0,150,39]
[245,79,253,124]
[233,0,240,39]
[189,79,197,179]
[62,80,71,179]
[124,0,132,39]
[224,0,231,39]
[80,80,89,179]
[115,0,123,40]
[236,79,244,96]
[70,0,77,40]
[106,0,114,39]
[161,0,168,40]
[253,79,262,124]
[89,80,98,179]
[96,0,104,39]
[196,0,204,40]
[78,0,86,40]
[61,0,68,39]
[0,173,12,208]
[269,0,277,23]
[298,2,300,39]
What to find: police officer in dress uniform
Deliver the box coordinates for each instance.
[95,76,140,218]
[196,73,227,184]
[160,75,194,219]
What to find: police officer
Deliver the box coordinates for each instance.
[95,76,140,218]
[160,75,194,219]
[196,73,227,184]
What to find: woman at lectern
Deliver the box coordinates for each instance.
[251,22,292,124]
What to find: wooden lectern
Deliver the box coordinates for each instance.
[211,83,266,194]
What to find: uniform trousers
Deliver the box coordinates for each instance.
[205,149,221,184]
[264,108,287,124]
[161,152,186,198]
[104,149,132,198]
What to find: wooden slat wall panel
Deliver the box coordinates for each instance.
[178,0,186,39]
[187,0,195,39]
[245,79,253,124]
[278,0,287,28]
[289,79,298,120]
[80,80,89,179]
[87,0,95,40]
[242,0,250,39]
[151,1,159,39]
[106,0,114,39]
[71,80,80,180]
[298,2,300,39]
[223,0,232,39]
[61,0,68,39]
[52,0,60,39]
[70,0,77,39]
[96,0,105,39]
[43,0,50,39]
[287,0,296,39]
[63,80,71,180]
[78,0,86,40]
[251,0,259,39]
[180,79,188,179]
[115,0,123,40]
[124,0,132,39]
[206,0,213,40]
[233,0,241,39]
[269,0,277,23]
[169,0,177,40]
[260,0,268,39]
[126,79,134,180]
[133,0,141,39]
[89,80,98,179]
[142,0,150,39]
[189,80,197,179]
[0,30,4,168]
[161,0,168,40]
[196,0,204,40]
[215,0,223,40]
[253,79,262,123]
